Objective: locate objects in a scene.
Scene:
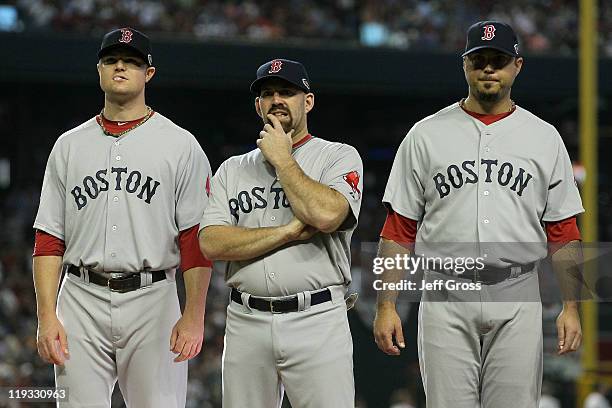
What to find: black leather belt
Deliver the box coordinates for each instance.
[430,262,535,284]
[67,265,166,293]
[231,288,332,313]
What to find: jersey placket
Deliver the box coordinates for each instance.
[477,126,493,260]
[262,176,281,295]
[104,137,124,270]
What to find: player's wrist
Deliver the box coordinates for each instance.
[281,223,299,243]
[36,307,58,320]
[562,301,579,311]
[273,156,297,175]
[376,300,398,311]
[182,307,205,322]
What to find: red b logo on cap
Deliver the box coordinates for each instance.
[119,28,133,44]
[269,60,283,74]
[481,25,496,41]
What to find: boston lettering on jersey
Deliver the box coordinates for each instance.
[229,186,291,222]
[433,159,533,199]
[70,167,161,210]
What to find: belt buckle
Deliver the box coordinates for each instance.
[108,275,138,293]
[269,300,283,314]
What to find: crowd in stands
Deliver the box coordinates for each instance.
[10,0,612,56]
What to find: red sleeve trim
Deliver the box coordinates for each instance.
[179,224,212,271]
[546,216,581,255]
[33,230,66,257]
[380,208,418,246]
[546,217,581,243]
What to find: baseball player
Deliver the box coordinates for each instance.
[199,59,363,408]
[373,21,584,407]
[32,28,212,408]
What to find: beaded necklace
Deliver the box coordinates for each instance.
[97,106,154,137]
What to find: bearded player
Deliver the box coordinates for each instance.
[199,59,363,408]
[374,21,584,407]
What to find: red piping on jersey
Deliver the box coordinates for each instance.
[292,134,313,149]
[461,106,515,125]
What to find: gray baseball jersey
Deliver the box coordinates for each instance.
[34,113,211,275]
[200,135,363,297]
[201,134,361,408]
[382,102,583,408]
[383,103,584,261]
[34,112,211,408]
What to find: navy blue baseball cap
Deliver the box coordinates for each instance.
[98,27,153,66]
[250,59,311,95]
[462,21,520,57]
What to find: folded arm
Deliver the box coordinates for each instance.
[275,159,349,233]
[199,217,316,261]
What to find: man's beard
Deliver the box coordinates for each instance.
[280,120,293,133]
[475,83,509,103]
[476,88,502,103]
[272,115,293,133]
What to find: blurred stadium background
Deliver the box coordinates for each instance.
[1,0,611,407]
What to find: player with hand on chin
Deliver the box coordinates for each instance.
[199,59,363,408]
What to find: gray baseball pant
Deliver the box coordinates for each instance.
[418,270,543,408]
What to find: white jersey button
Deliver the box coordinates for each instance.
[112,225,117,231]
[271,216,276,221]
[114,141,120,146]
[113,196,119,202]
[111,252,116,257]
[269,272,275,278]
[483,191,490,196]
[485,147,491,152]
[483,219,490,224]
[116,155,121,161]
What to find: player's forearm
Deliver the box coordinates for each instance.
[182,266,212,319]
[32,256,63,319]
[199,225,295,261]
[376,238,412,309]
[275,159,348,232]
[551,240,584,305]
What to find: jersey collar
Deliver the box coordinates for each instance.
[292,133,314,149]
[459,100,516,126]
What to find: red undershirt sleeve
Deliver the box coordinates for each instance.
[545,216,581,255]
[33,230,66,257]
[179,224,212,271]
[380,208,418,247]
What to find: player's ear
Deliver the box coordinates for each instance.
[145,66,156,83]
[255,97,263,119]
[305,93,314,114]
[514,57,523,76]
